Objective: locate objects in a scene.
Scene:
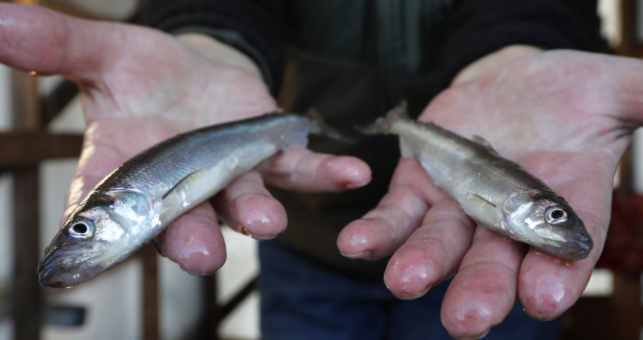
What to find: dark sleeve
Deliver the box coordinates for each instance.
[141,0,284,95]
[437,0,607,86]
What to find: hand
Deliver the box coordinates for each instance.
[0,4,370,275]
[338,48,643,338]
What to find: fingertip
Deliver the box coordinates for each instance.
[235,194,288,240]
[441,267,515,338]
[160,215,226,276]
[321,156,371,190]
[176,225,227,275]
[337,220,376,259]
[518,250,591,321]
[0,4,66,74]
[383,246,438,300]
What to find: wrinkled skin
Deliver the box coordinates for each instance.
[3,4,643,339]
[338,51,643,338]
[0,4,370,276]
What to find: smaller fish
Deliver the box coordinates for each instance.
[39,110,345,288]
[360,102,593,260]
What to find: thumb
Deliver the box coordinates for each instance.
[604,54,643,124]
[0,4,133,83]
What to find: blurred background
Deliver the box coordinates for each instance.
[0,0,642,339]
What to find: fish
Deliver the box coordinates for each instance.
[38,111,342,288]
[360,102,593,260]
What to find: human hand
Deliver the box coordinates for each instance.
[0,4,370,275]
[338,48,643,338]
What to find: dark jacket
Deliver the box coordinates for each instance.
[143,0,605,276]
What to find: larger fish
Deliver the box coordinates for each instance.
[39,112,338,288]
[362,102,593,260]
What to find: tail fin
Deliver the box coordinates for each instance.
[305,108,357,144]
[355,100,410,135]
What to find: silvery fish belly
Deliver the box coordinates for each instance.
[362,102,593,260]
[39,112,329,288]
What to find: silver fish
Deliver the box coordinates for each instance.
[362,102,593,260]
[39,112,337,288]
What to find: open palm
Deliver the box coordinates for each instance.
[338,50,643,338]
[0,4,370,274]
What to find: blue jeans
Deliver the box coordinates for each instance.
[259,239,561,340]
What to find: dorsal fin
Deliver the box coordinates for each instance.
[354,100,411,135]
[386,100,411,121]
[472,135,498,154]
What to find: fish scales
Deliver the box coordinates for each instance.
[362,102,593,260]
[102,114,310,193]
[39,112,326,288]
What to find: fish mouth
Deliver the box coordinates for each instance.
[38,250,103,288]
[566,226,594,260]
[541,228,594,261]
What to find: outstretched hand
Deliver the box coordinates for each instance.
[0,4,370,274]
[338,49,643,338]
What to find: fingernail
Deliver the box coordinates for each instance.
[345,175,371,189]
[325,160,370,189]
[251,235,276,241]
[341,251,371,259]
[183,268,213,276]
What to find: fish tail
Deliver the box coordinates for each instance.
[305,108,357,144]
[386,100,411,121]
[355,100,409,135]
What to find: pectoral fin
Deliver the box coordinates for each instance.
[466,193,496,208]
[163,170,205,200]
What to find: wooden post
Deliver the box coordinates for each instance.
[10,68,42,340]
[12,166,40,340]
[140,244,159,340]
[200,275,217,339]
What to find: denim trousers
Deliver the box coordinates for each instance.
[258,239,561,340]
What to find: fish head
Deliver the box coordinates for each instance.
[38,188,156,288]
[504,191,593,261]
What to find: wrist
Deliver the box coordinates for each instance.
[451,45,543,86]
[177,33,263,80]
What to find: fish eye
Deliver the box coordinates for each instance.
[545,207,568,224]
[68,222,93,239]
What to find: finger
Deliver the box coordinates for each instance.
[441,227,527,339]
[519,177,609,320]
[383,200,476,299]
[212,170,288,240]
[0,4,112,79]
[0,3,176,87]
[258,148,371,193]
[337,158,445,259]
[155,201,226,275]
